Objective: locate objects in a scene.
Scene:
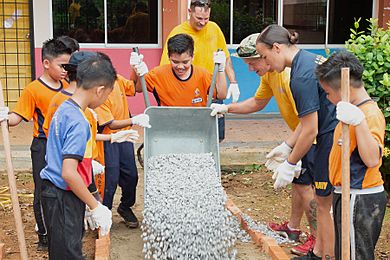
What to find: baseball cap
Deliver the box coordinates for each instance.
[62,51,98,71]
[232,33,261,59]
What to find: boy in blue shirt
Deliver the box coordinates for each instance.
[40,55,115,259]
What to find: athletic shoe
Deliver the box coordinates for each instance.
[117,205,139,228]
[267,221,301,242]
[291,250,321,260]
[291,234,316,256]
[37,234,48,251]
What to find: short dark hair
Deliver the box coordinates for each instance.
[41,38,72,62]
[257,24,299,48]
[190,0,211,11]
[316,51,364,90]
[167,34,194,57]
[76,56,117,90]
[56,36,80,53]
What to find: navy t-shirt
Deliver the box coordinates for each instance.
[290,50,337,136]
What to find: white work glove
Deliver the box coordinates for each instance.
[130,52,143,67]
[84,206,97,231]
[265,142,292,171]
[0,106,9,122]
[111,129,139,143]
[134,62,149,77]
[90,202,112,236]
[271,160,302,180]
[92,160,105,176]
[273,160,296,189]
[336,101,365,126]
[213,51,226,72]
[210,103,228,116]
[293,160,302,179]
[131,114,151,128]
[227,83,240,103]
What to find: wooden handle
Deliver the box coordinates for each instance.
[341,68,350,260]
[0,81,28,259]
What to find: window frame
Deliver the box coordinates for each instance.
[226,0,378,49]
[49,0,162,48]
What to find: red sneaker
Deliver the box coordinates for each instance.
[267,221,301,242]
[291,234,316,256]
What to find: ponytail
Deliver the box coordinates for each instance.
[257,24,299,47]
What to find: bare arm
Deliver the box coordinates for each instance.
[228,97,270,114]
[286,123,302,148]
[62,158,98,210]
[287,112,318,164]
[8,112,23,126]
[106,119,132,130]
[355,120,381,167]
[216,71,227,99]
[96,133,111,142]
[224,57,237,83]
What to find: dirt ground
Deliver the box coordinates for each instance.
[0,168,389,259]
[222,165,390,259]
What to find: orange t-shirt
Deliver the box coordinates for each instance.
[94,74,136,135]
[329,100,385,189]
[12,78,68,138]
[144,64,214,107]
[43,90,98,159]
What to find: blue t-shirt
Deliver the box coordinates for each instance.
[40,99,93,190]
[290,50,337,136]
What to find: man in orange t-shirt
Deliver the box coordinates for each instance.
[131,33,227,106]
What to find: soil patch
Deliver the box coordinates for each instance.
[0,172,95,260]
[0,168,388,259]
[222,166,390,259]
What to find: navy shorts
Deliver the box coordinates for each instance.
[313,131,334,197]
[292,144,315,185]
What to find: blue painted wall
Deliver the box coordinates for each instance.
[226,48,340,114]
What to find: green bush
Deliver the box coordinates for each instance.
[345,18,390,190]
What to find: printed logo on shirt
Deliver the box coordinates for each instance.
[192,97,203,104]
[315,55,327,65]
[315,181,328,190]
[194,88,200,97]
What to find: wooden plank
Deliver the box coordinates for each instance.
[341,68,351,260]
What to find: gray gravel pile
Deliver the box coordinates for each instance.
[240,213,289,244]
[142,153,237,260]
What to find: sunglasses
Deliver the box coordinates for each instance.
[190,0,211,7]
[236,47,260,58]
[61,63,77,72]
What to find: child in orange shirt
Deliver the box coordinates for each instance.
[43,51,139,203]
[94,53,150,228]
[0,38,71,250]
[316,51,387,260]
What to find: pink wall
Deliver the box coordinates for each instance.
[34,48,162,114]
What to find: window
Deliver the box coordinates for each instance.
[328,0,373,44]
[209,0,373,45]
[211,0,277,44]
[52,0,158,44]
[283,0,326,44]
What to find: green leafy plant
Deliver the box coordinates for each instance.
[345,18,390,190]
